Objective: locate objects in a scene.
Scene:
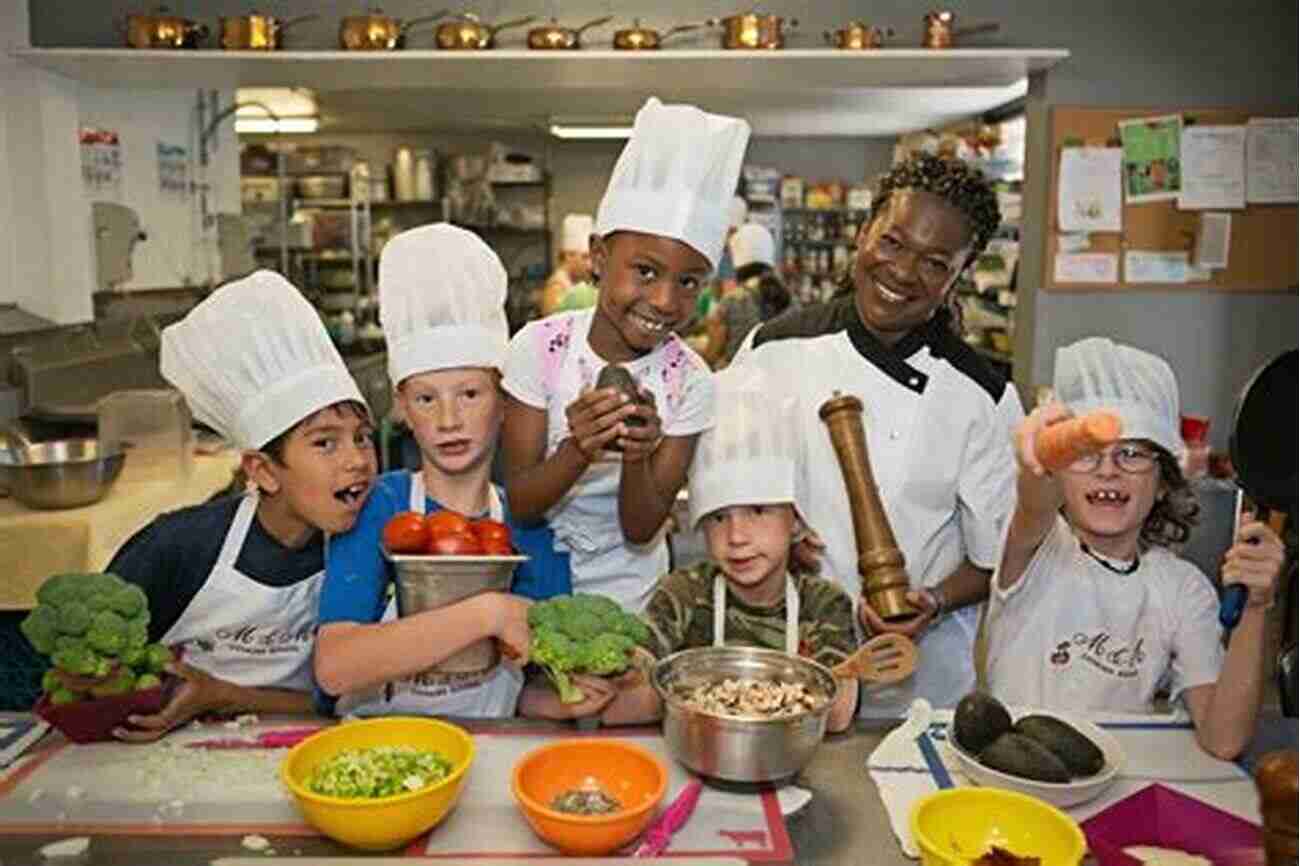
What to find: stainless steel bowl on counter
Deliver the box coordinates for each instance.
[0,439,126,510]
[652,646,836,783]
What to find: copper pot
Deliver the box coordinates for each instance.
[707,12,798,50]
[527,16,612,51]
[611,19,702,50]
[218,13,318,50]
[121,8,208,49]
[921,10,999,49]
[434,13,535,50]
[339,9,448,51]
[824,21,894,50]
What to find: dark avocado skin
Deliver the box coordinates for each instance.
[595,365,647,450]
[979,732,1072,784]
[1013,714,1106,777]
[953,691,1013,755]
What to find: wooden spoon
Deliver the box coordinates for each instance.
[832,634,917,684]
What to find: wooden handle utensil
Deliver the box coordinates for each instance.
[832,633,917,684]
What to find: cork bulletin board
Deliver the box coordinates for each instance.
[1044,106,1298,292]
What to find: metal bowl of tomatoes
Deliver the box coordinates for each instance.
[382,511,528,674]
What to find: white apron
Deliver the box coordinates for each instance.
[713,575,800,654]
[161,493,321,692]
[336,471,523,718]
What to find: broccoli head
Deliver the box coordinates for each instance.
[527,593,651,703]
[86,610,129,656]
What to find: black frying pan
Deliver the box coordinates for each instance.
[1220,349,1297,627]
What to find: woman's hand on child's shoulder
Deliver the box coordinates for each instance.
[1016,401,1073,477]
[564,386,639,459]
[1222,512,1286,610]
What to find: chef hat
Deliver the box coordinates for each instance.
[1054,337,1184,460]
[728,195,749,230]
[595,98,751,271]
[379,223,509,384]
[688,366,801,530]
[729,223,775,269]
[561,214,594,253]
[160,270,365,451]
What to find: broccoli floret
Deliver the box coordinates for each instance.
[41,669,62,693]
[90,669,137,699]
[20,605,60,655]
[125,618,149,652]
[81,573,125,611]
[135,673,162,691]
[52,645,101,676]
[107,581,147,620]
[35,573,87,608]
[143,643,172,674]
[56,600,93,637]
[49,687,81,706]
[527,593,651,703]
[86,610,129,656]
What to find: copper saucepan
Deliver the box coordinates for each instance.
[824,21,894,50]
[219,13,318,50]
[611,18,703,50]
[921,10,1000,48]
[434,13,535,50]
[707,12,798,50]
[339,9,448,51]
[527,16,612,50]
[121,8,208,49]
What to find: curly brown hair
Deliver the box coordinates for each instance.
[1140,444,1200,549]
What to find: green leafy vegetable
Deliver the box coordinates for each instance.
[306,746,453,799]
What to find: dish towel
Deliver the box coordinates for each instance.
[866,709,960,859]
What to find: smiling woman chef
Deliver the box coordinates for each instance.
[106,271,377,740]
[731,153,1023,717]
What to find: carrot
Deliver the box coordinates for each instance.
[1035,410,1122,472]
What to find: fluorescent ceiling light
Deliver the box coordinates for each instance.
[235,117,320,134]
[549,124,634,140]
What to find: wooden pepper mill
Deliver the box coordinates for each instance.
[819,391,915,621]
[1255,750,1299,866]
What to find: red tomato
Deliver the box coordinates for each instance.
[383,512,430,554]
[426,510,471,540]
[481,538,514,557]
[427,531,483,556]
[471,519,512,547]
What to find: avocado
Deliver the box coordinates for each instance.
[979,733,1071,784]
[953,691,1013,755]
[595,365,647,451]
[1013,714,1105,777]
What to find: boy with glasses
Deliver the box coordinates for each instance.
[985,337,1285,759]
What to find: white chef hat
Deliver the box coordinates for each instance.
[595,98,751,271]
[1054,336,1184,460]
[561,214,594,253]
[729,223,775,269]
[160,270,366,451]
[379,222,509,384]
[728,195,749,230]
[688,365,801,530]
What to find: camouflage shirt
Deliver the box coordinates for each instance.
[640,563,858,669]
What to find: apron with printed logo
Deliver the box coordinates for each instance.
[335,471,523,717]
[161,494,321,691]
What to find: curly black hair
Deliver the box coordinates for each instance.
[870,152,1002,267]
[1140,445,1200,549]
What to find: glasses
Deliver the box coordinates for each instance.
[1066,444,1159,475]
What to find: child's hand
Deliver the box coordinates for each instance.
[112,661,228,743]
[1222,512,1286,610]
[557,674,618,719]
[490,593,533,666]
[565,386,639,459]
[858,588,935,639]
[1015,401,1074,477]
[619,389,663,463]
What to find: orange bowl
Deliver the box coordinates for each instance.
[511,738,668,856]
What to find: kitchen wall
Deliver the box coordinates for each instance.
[19,0,1300,446]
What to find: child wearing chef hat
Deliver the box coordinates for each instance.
[985,337,1284,758]
[540,213,598,315]
[557,366,860,731]
[703,222,791,368]
[316,223,566,719]
[502,97,750,633]
[106,270,377,741]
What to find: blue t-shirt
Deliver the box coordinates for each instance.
[319,471,568,631]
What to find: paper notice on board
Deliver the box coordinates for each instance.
[1194,212,1232,269]
[1178,126,1246,210]
[1055,252,1118,284]
[1246,117,1299,204]
[1058,232,1092,252]
[1058,147,1123,231]
[1119,114,1182,203]
[1125,250,1189,284]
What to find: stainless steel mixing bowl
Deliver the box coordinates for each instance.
[652,645,836,783]
[0,438,126,509]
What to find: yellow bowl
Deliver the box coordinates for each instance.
[280,717,475,851]
[911,788,1086,866]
